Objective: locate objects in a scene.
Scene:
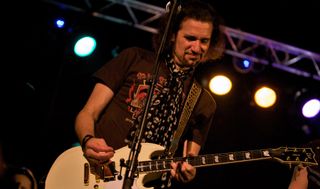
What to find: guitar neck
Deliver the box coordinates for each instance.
[137,149,273,173]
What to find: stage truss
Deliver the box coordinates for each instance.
[44,0,320,81]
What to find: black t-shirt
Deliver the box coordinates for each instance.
[93,47,216,153]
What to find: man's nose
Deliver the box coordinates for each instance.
[191,41,201,53]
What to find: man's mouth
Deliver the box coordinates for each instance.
[186,54,200,60]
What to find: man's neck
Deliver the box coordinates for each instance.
[172,54,194,72]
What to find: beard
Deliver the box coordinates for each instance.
[173,50,204,69]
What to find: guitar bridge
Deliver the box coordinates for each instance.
[103,161,117,181]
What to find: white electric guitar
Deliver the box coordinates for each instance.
[45,143,318,189]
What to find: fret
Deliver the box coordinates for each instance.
[217,153,231,163]
[155,160,158,170]
[138,161,152,172]
[151,160,157,171]
[156,160,169,170]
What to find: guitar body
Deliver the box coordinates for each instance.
[45,143,165,189]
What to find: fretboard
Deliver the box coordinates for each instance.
[137,149,272,173]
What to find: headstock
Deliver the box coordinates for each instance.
[271,147,318,166]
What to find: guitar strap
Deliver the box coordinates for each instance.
[168,79,202,156]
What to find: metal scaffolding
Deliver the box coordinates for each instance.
[44,0,320,81]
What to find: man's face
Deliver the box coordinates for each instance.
[172,18,213,68]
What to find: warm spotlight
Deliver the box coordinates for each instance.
[209,75,232,95]
[254,86,277,108]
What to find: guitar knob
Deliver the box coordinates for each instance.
[120,158,126,166]
[117,158,126,180]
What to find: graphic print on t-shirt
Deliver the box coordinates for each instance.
[126,72,167,119]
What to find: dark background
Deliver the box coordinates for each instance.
[2,0,320,188]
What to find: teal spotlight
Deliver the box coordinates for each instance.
[74,36,97,57]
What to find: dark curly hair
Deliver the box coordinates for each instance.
[152,0,225,61]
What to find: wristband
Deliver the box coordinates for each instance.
[81,134,94,149]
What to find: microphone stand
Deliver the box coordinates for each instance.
[122,1,180,189]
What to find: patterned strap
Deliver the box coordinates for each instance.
[168,79,202,156]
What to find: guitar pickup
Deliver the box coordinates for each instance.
[84,163,90,186]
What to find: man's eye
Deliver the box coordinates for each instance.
[201,39,209,44]
[185,36,196,41]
